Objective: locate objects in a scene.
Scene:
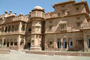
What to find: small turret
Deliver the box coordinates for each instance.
[5,11,8,14]
[30,6,44,18]
[9,10,12,15]
[81,0,84,2]
[14,12,17,15]
[19,13,23,16]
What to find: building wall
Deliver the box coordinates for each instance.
[0,1,90,51]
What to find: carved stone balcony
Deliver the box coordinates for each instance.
[60,28,67,33]
[12,16,28,22]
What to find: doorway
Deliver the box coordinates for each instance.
[63,39,67,48]
[88,39,90,48]
[7,42,9,47]
[69,40,73,48]
[57,39,61,48]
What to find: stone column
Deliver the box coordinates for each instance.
[72,37,76,49]
[13,40,14,47]
[53,40,57,49]
[2,38,4,47]
[9,40,11,47]
[17,35,21,50]
[61,38,63,51]
[25,24,27,31]
[66,38,69,50]
[84,34,88,52]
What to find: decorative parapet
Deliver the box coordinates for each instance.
[13,16,28,22]
[0,15,28,24]
[80,23,90,30]
[45,12,58,19]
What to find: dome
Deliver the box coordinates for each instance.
[34,6,43,10]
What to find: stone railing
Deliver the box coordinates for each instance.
[60,28,67,33]
[80,23,90,30]
[31,12,44,18]
[13,16,28,22]
[70,23,90,31]
[45,12,58,19]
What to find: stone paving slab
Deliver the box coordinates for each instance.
[0,50,90,60]
[26,51,90,56]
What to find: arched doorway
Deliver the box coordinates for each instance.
[68,38,73,48]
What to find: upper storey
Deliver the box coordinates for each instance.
[45,1,89,19]
[0,11,28,25]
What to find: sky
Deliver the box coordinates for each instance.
[0,0,90,15]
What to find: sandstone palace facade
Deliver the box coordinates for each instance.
[0,0,90,51]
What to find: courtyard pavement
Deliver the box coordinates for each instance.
[0,50,90,60]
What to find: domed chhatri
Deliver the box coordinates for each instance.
[34,6,44,10]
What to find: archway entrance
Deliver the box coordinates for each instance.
[28,42,31,49]
[7,42,9,47]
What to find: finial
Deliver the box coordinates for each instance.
[19,13,23,16]
[81,0,84,1]
[9,10,12,14]
[29,11,31,14]
[14,12,17,15]
[5,11,8,14]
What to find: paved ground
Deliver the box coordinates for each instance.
[0,50,90,60]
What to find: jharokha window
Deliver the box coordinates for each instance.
[76,7,79,11]
[8,26,11,32]
[12,25,14,31]
[77,22,81,27]
[58,13,60,16]
[49,26,52,30]
[49,20,52,23]
[67,11,70,15]
[5,26,7,32]
[22,24,25,31]
[60,24,66,29]
[15,25,18,31]
[62,10,65,14]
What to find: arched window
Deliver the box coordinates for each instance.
[8,26,11,32]
[57,38,61,48]
[15,25,18,31]
[12,25,14,32]
[5,26,7,32]
[28,28,31,33]
[48,41,53,48]
[68,38,73,48]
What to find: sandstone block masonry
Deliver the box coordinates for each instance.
[0,0,90,51]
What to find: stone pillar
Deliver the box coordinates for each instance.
[13,40,14,47]
[2,38,4,47]
[72,37,76,49]
[17,35,21,50]
[84,34,88,52]
[61,38,63,51]
[66,38,69,50]
[54,40,57,49]
[9,40,11,47]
